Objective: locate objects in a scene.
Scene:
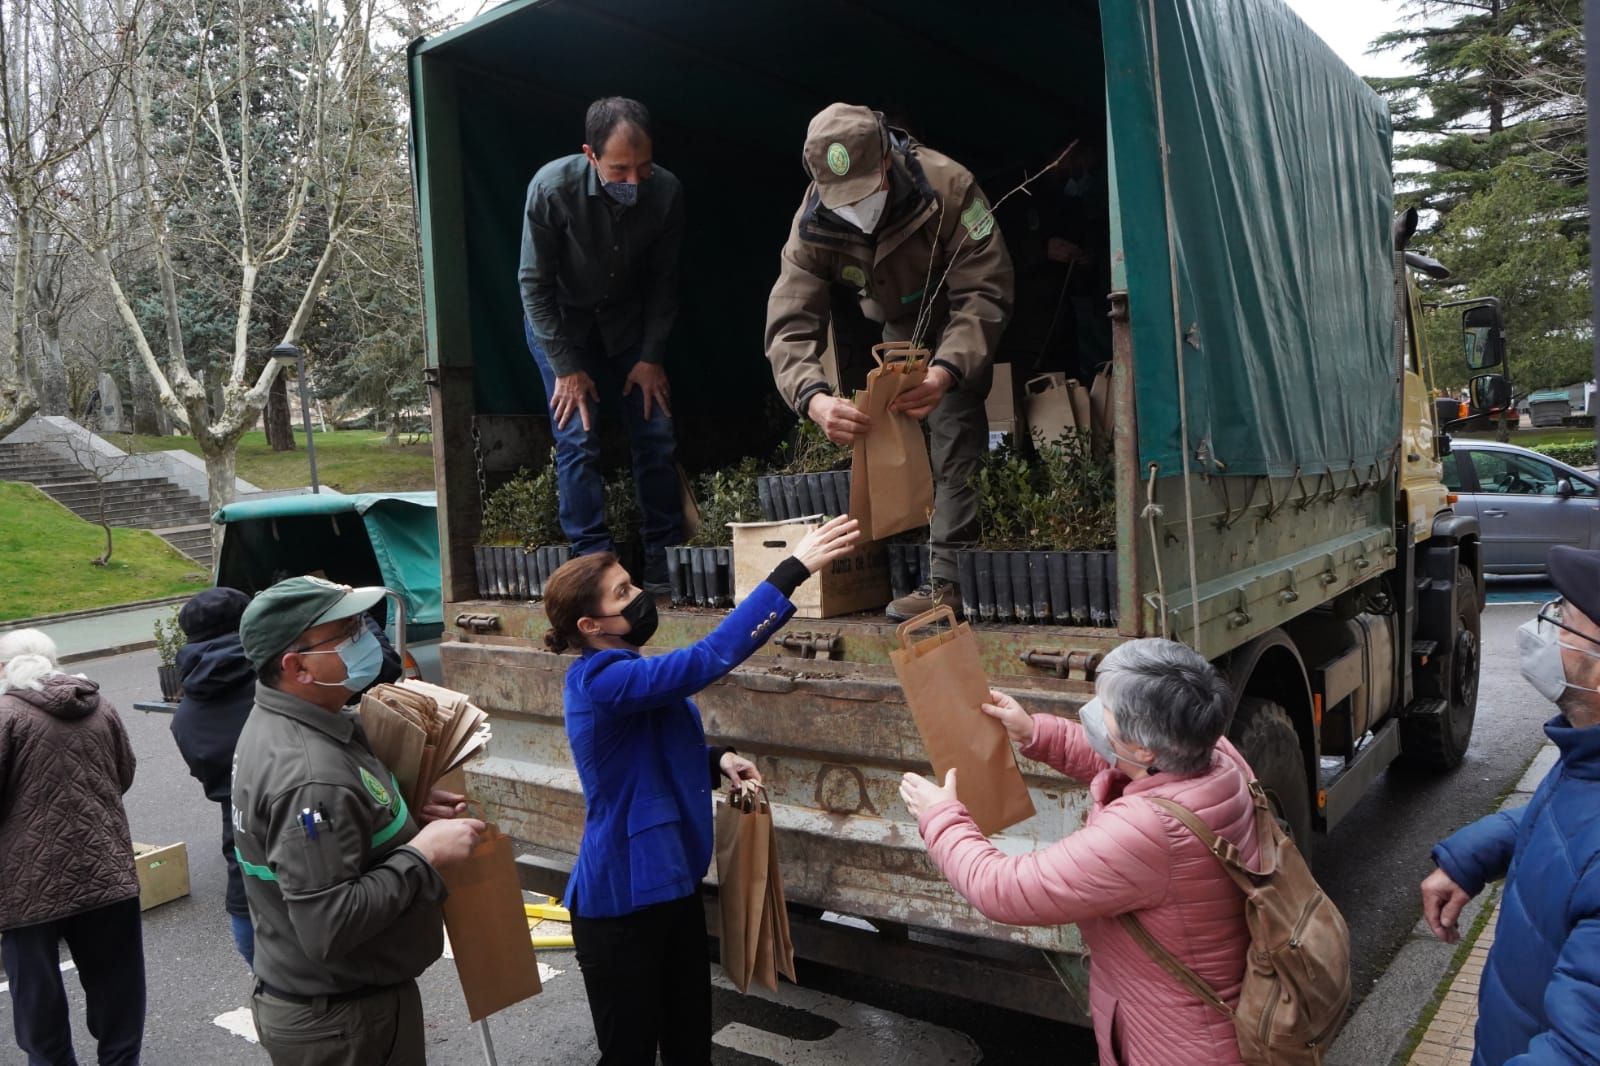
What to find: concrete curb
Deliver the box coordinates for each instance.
[59,639,157,665]
[1326,742,1554,1066]
[0,594,192,633]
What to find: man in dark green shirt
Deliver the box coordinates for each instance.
[519,96,685,592]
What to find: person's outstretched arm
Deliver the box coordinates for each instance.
[582,517,859,717]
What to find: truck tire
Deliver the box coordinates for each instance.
[1399,564,1481,771]
[1228,697,1313,859]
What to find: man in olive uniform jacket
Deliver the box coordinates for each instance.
[232,577,484,1066]
[766,102,1014,620]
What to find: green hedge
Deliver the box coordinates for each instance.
[1532,442,1597,468]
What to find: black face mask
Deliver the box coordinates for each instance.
[597,590,659,648]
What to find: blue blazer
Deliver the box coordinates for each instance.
[561,581,796,918]
[1433,715,1600,1066]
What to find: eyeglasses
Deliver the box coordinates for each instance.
[1535,599,1600,651]
[291,616,364,655]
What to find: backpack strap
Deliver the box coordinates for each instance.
[1118,912,1234,1020]
[1146,790,1279,878]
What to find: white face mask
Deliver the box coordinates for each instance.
[834,188,889,234]
[1079,697,1155,771]
[1518,609,1600,703]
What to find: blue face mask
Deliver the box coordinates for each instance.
[602,180,639,206]
[305,627,385,693]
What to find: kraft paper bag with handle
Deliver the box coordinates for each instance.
[715,785,796,994]
[890,606,1035,835]
[849,342,935,541]
[441,822,543,1021]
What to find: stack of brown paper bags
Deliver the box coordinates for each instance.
[359,680,491,810]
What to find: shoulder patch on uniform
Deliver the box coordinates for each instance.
[359,767,392,807]
[842,264,868,289]
[960,196,996,241]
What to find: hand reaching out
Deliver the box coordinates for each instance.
[899,768,959,820]
[791,515,861,574]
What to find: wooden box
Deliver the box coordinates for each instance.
[730,518,890,618]
[132,841,190,911]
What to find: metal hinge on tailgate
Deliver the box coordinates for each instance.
[454,612,502,634]
[775,630,843,660]
[1019,648,1103,681]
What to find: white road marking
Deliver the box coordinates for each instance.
[0,959,74,994]
[212,1006,259,1044]
[710,970,980,1065]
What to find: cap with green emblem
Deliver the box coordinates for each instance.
[803,102,888,210]
[239,575,388,672]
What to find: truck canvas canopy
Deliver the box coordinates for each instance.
[409,0,1397,480]
[212,492,443,629]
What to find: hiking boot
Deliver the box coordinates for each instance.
[886,580,963,622]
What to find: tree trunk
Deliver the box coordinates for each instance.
[94,482,113,566]
[205,447,239,556]
[265,371,296,451]
[384,416,400,445]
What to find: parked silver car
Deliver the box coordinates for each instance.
[1443,439,1600,574]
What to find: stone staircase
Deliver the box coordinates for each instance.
[0,442,215,571]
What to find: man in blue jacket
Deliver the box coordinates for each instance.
[1421,544,1600,1065]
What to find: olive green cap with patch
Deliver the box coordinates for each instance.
[804,103,888,210]
[238,575,387,671]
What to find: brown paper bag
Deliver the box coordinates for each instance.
[440,823,543,1021]
[715,789,796,994]
[1024,372,1084,443]
[848,342,934,541]
[890,606,1035,835]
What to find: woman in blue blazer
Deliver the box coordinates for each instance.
[541,515,859,1066]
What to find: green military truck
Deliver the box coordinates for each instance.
[408,0,1499,1022]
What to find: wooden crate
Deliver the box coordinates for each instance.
[730,518,889,618]
[132,841,190,911]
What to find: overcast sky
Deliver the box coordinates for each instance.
[1282,0,1415,79]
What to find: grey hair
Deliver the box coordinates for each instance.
[0,628,57,666]
[1094,638,1231,776]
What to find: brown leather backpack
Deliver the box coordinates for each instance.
[1120,782,1352,1065]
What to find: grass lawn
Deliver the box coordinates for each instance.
[120,429,436,493]
[0,482,209,622]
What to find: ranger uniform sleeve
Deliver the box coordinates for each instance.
[764,205,837,418]
[265,782,445,966]
[927,176,1014,387]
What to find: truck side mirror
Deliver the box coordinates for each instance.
[1463,303,1505,371]
[1470,373,1511,413]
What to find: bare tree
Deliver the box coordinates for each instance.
[0,0,132,436]
[46,0,407,544]
[41,427,140,566]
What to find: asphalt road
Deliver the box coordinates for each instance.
[0,592,1557,1064]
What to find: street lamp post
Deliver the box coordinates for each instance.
[270,343,320,494]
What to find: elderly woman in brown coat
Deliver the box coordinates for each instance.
[0,629,144,1065]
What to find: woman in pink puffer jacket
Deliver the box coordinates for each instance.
[901,638,1260,1066]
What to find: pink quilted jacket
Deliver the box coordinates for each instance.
[918,713,1260,1066]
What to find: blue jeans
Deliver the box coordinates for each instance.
[229,913,255,969]
[525,320,683,567]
